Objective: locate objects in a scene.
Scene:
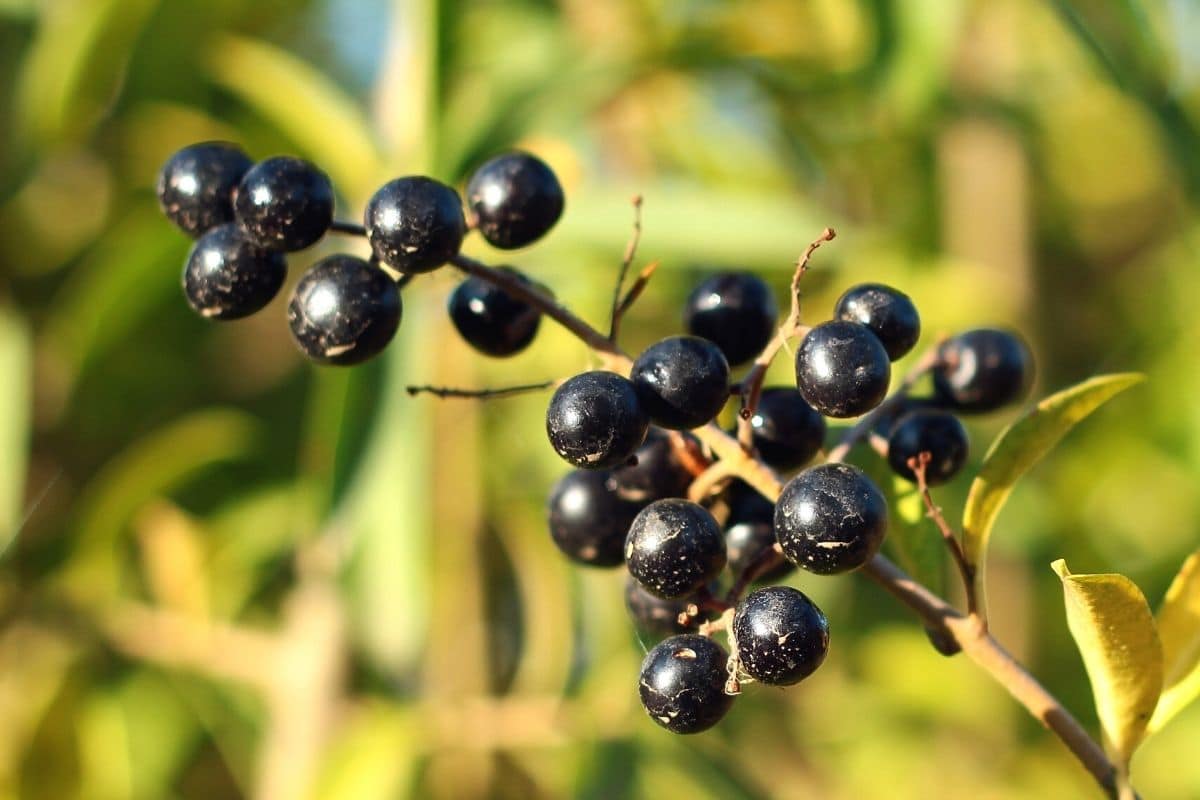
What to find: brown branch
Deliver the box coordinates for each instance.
[687,460,738,502]
[909,452,978,616]
[406,380,555,400]
[608,195,644,341]
[613,260,661,322]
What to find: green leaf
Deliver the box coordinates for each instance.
[0,306,31,554]
[962,373,1144,614]
[204,35,382,198]
[1148,550,1200,734]
[1052,559,1162,764]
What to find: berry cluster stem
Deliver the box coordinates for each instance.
[909,452,979,616]
[455,240,1123,800]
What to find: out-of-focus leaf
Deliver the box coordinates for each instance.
[1149,550,1200,734]
[1051,559,1162,764]
[204,35,382,197]
[962,373,1144,614]
[66,410,258,599]
[312,705,417,800]
[13,0,159,148]
[0,306,30,553]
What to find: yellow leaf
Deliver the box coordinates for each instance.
[1051,559,1163,764]
[963,373,1144,617]
[1148,550,1200,733]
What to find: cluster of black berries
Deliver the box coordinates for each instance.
[544,272,1034,733]
[157,142,564,363]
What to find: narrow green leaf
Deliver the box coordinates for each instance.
[1052,559,1162,764]
[1148,550,1200,734]
[962,373,1144,614]
[0,306,31,553]
[204,35,382,197]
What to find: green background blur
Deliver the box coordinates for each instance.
[1,0,1198,797]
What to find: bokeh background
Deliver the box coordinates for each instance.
[1,0,1199,797]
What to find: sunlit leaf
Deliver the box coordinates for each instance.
[962,373,1144,614]
[204,35,382,197]
[1149,550,1200,734]
[312,705,417,800]
[0,306,30,554]
[1051,559,1162,763]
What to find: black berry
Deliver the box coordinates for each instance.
[625,498,726,598]
[182,224,286,320]
[683,273,778,365]
[466,151,565,249]
[610,428,695,504]
[157,142,253,237]
[364,176,466,273]
[545,371,649,469]
[732,586,829,686]
[624,577,717,638]
[447,267,541,356]
[834,283,921,361]
[630,336,730,430]
[724,482,794,584]
[287,255,402,365]
[233,156,335,252]
[774,463,887,574]
[794,320,891,418]
[886,410,970,486]
[933,328,1034,413]
[747,387,827,471]
[638,634,735,734]
[546,470,640,567]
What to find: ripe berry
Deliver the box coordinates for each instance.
[625,498,726,599]
[364,176,466,273]
[747,387,826,471]
[447,268,541,357]
[157,142,253,237]
[794,320,891,418]
[732,586,829,685]
[683,272,778,366]
[545,371,648,469]
[466,151,565,249]
[886,410,970,486]
[775,463,887,574]
[233,156,335,252]
[610,428,695,503]
[933,328,1034,413]
[724,482,794,583]
[630,336,730,430]
[287,255,402,365]
[834,283,921,361]
[624,577,717,638]
[638,634,735,734]
[182,224,286,320]
[546,470,640,567]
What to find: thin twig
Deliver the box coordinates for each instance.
[608,195,644,341]
[736,227,835,449]
[405,380,555,400]
[725,542,786,604]
[330,220,367,236]
[668,431,712,478]
[613,260,661,322]
[909,453,977,616]
[687,460,738,502]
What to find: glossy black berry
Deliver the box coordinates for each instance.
[638,634,735,734]
[933,328,1034,413]
[683,273,778,366]
[625,499,726,599]
[724,482,794,583]
[630,336,730,430]
[624,578,718,638]
[775,463,887,574]
[732,586,829,686]
[794,320,891,418]
[157,142,253,237]
[747,388,827,471]
[364,176,466,273]
[834,283,921,361]
[610,428,695,504]
[466,151,565,249]
[546,470,640,567]
[447,268,541,357]
[182,224,286,320]
[233,157,334,252]
[545,371,649,469]
[887,410,970,486]
[287,255,401,365]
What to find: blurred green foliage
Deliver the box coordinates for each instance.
[1,0,1199,797]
